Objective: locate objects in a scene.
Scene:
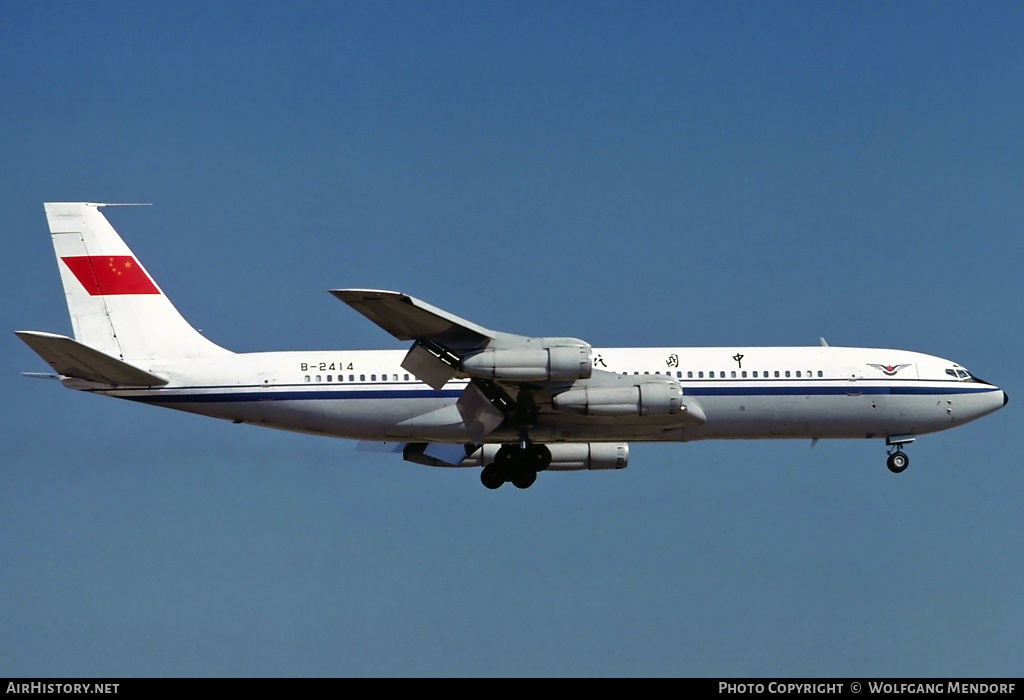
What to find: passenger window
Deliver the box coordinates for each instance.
[315,375,322,382]
[304,375,310,383]
[403,374,410,381]
[817,371,823,377]
[349,375,355,382]
[752,371,758,378]
[774,371,780,378]
[742,371,747,378]
[731,371,736,378]
[393,374,398,381]
[327,375,332,382]
[795,371,801,378]
[360,374,365,381]
[785,371,791,378]
[687,371,693,378]
[698,371,704,378]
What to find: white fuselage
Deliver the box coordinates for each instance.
[29,203,1007,484]
[71,345,1007,446]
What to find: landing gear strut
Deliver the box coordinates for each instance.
[885,435,914,474]
[479,441,551,490]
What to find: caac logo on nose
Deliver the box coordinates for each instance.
[868,363,911,376]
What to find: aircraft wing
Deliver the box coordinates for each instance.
[331,288,703,444]
[330,289,494,346]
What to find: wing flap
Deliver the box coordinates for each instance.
[455,382,506,444]
[15,331,168,386]
[400,341,458,390]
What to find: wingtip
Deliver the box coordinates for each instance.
[330,288,404,296]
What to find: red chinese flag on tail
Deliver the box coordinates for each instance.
[61,256,160,295]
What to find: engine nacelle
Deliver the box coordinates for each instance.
[458,442,628,470]
[552,381,682,416]
[543,442,629,471]
[406,442,629,470]
[460,345,592,382]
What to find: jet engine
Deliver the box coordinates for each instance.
[460,345,592,382]
[552,380,682,416]
[404,442,629,470]
[449,442,628,470]
[541,442,629,471]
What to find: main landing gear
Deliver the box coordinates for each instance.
[480,441,552,490]
[885,435,914,474]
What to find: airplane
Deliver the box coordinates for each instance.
[17,202,1008,489]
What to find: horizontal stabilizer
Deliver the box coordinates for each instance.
[330,289,494,346]
[15,331,168,386]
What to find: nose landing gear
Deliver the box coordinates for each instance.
[885,435,915,474]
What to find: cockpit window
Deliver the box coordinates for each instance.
[956,370,969,379]
[946,369,957,378]
[947,368,972,380]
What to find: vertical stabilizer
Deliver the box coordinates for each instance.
[44,202,230,361]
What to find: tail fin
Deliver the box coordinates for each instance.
[43,202,230,361]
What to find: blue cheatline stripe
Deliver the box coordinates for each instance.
[685,385,997,397]
[111,383,999,404]
[122,388,464,403]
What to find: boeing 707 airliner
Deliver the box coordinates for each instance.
[17,203,1007,489]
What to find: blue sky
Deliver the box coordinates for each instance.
[2,1,1022,677]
